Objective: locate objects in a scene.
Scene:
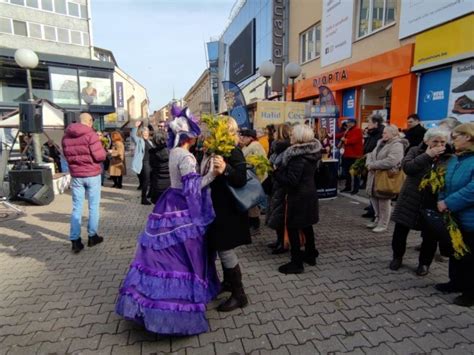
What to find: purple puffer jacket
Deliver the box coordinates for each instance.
[62,123,106,178]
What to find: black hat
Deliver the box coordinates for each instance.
[239,128,257,138]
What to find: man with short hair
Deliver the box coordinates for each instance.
[405,113,426,149]
[62,113,106,253]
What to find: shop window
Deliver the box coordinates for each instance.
[357,0,396,38]
[41,0,53,11]
[54,0,66,14]
[0,17,12,34]
[13,20,27,36]
[28,22,42,38]
[26,0,38,7]
[300,23,321,64]
[43,25,56,40]
[57,27,68,43]
[70,30,81,45]
[67,1,79,17]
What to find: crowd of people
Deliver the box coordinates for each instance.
[59,108,474,337]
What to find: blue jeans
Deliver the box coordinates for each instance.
[70,175,101,241]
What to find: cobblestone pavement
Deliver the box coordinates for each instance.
[1,173,473,355]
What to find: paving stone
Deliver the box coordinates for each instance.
[386,338,424,354]
[255,346,291,355]
[37,339,73,354]
[0,333,33,347]
[233,313,260,328]
[320,310,348,325]
[317,322,346,338]
[250,322,278,338]
[88,321,119,337]
[242,335,272,353]
[360,342,397,355]
[127,328,157,344]
[198,328,226,347]
[224,325,252,342]
[110,344,141,355]
[3,343,40,355]
[268,331,299,348]
[215,339,245,355]
[313,335,347,353]
[141,338,171,354]
[61,325,92,340]
[455,325,474,342]
[292,326,323,344]
[67,334,101,353]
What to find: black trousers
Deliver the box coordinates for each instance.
[449,231,474,296]
[140,162,151,202]
[391,223,437,266]
[341,157,360,191]
[287,226,316,264]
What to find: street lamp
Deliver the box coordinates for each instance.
[285,62,302,101]
[258,60,275,100]
[14,48,42,164]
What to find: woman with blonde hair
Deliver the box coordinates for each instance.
[436,122,474,307]
[202,116,251,312]
[365,124,407,232]
[109,131,125,189]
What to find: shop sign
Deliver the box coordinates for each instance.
[399,0,472,39]
[448,58,474,123]
[285,102,306,124]
[312,69,348,87]
[272,0,284,92]
[414,15,474,68]
[254,101,285,128]
[116,82,124,108]
[418,67,451,121]
[342,88,355,117]
[321,0,354,67]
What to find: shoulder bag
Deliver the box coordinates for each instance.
[227,164,266,212]
[374,169,405,195]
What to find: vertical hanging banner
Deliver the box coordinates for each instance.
[222,81,250,128]
[272,0,284,93]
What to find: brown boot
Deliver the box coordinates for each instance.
[217,265,248,312]
[218,267,232,295]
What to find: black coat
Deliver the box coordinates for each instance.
[149,144,171,204]
[363,125,384,154]
[274,140,322,229]
[206,147,251,251]
[391,143,452,230]
[405,124,427,150]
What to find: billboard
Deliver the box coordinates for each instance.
[417,67,452,122]
[321,0,354,67]
[79,70,113,106]
[229,19,255,84]
[399,0,473,39]
[50,67,80,105]
[448,59,474,123]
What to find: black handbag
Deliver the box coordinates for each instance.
[227,165,266,212]
[419,208,452,257]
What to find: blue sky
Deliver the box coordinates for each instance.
[91,0,236,111]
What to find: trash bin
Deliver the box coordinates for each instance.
[316,159,338,199]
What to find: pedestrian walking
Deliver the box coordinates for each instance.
[61,112,106,253]
[108,131,125,189]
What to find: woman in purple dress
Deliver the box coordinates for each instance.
[116,106,223,335]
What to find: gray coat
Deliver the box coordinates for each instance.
[365,137,406,198]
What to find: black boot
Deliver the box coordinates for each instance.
[217,265,248,312]
[278,261,304,274]
[218,268,232,295]
[111,176,117,188]
[303,248,319,266]
[71,238,84,253]
[117,176,123,189]
[88,234,104,247]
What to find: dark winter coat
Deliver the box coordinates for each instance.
[273,140,322,229]
[266,139,291,229]
[206,147,251,251]
[363,125,385,155]
[149,144,171,204]
[405,124,427,150]
[62,123,106,178]
[391,143,452,229]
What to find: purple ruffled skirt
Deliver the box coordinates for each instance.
[116,187,220,336]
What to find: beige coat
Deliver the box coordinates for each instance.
[109,141,126,176]
[365,137,405,198]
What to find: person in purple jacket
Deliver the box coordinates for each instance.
[62,112,106,253]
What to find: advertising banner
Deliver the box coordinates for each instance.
[49,67,79,105]
[342,88,355,118]
[272,0,284,92]
[285,102,306,125]
[79,70,113,106]
[448,59,474,123]
[222,81,250,128]
[399,0,473,39]
[418,67,452,122]
[229,19,255,84]
[115,82,124,108]
[414,15,474,68]
[254,101,285,129]
[321,0,354,67]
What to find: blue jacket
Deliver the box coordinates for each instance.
[131,127,145,174]
[441,151,474,232]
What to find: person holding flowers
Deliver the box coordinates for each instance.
[389,128,452,276]
[201,115,251,312]
[436,122,474,307]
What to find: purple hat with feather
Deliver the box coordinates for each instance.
[167,104,201,149]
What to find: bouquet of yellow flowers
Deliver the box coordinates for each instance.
[201,114,235,157]
[246,154,273,181]
[349,156,367,177]
[419,165,470,259]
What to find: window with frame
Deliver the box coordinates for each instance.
[26,0,38,7]
[41,0,53,11]
[70,30,82,45]
[57,27,68,42]
[300,23,321,64]
[28,22,42,38]
[43,25,56,40]
[67,1,79,17]
[11,0,25,5]
[82,32,89,46]
[358,0,396,38]
[0,17,12,34]
[54,0,66,14]
[12,20,27,36]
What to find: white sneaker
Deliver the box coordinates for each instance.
[366,219,378,228]
[372,226,387,233]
